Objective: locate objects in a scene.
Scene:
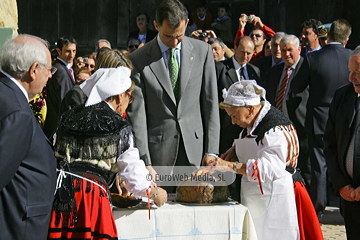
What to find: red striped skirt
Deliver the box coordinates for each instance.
[48,176,118,240]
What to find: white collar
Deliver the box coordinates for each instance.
[57,57,72,69]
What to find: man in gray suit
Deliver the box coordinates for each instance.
[128,0,220,186]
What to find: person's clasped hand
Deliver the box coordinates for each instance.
[151,187,167,207]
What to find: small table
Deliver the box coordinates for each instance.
[114,201,258,240]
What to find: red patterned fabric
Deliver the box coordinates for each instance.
[48,178,118,240]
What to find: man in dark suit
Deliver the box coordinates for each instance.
[255,32,285,84]
[43,36,77,139]
[291,19,352,219]
[265,34,311,189]
[215,36,260,201]
[0,34,56,239]
[324,46,360,239]
[216,36,260,154]
[127,0,220,187]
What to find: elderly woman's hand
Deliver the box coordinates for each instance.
[151,187,168,207]
[220,146,236,162]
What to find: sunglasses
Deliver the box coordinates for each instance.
[85,63,95,68]
[125,91,134,103]
[128,45,139,49]
[250,33,263,38]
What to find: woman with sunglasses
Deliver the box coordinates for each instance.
[48,67,167,239]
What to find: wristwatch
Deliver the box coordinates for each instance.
[233,161,239,171]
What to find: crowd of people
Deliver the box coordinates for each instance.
[1,0,360,239]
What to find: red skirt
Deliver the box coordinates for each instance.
[294,181,323,240]
[48,177,118,240]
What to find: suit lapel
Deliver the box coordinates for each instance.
[246,64,257,80]
[225,59,238,84]
[147,40,176,104]
[179,38,195,101]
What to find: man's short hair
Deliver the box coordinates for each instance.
[208,38,225,49]
[0,34,49,79]
[328,19,351,43]
[301,19,323,35]
[271,32,286,44]
[218,2,230,13]
[351,45,360,57]
[56,36,77,50]
[95,39,111,51]
[235,36,254,49]
[127,37,140,46]
[155,0,188,28]
[280,34,300,48]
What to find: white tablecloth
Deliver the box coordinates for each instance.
[114,201,258,240]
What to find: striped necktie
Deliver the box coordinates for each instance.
[69,67,75,81]
[275,67,292,110]
[168,48,179,100]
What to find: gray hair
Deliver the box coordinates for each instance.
[351,46,360,57]
[208,38,225,49]
[95,39,111,51]
[271,32,286,44]
[0,34,49,79]
[280,34,300,48]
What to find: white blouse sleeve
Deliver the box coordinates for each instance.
[245,127,289,183]
[116,130,153,198]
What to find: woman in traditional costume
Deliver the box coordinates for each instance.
[48,67,167,239]
[213,80,299,240]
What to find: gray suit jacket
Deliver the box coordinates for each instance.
[0,73,56,239]
[128,37,220,167]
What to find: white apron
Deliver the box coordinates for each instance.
[235,135,299,240]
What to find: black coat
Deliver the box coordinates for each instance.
[291,43,352,135]
[128,28,158,43]
[215,58,261,153]
[0,73,56,239]
[43,59,75,139]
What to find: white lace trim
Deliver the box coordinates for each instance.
[246,100,271,136]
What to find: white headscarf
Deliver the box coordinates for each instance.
[80,67,132,107]
[222,80,266,106]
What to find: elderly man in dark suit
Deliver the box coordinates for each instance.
[265,34,311,190]
[324,46,360,240]
[127,0,220,189]
[43,36,77,140]
[291,19,352,219]
[0,34,57,239]
[216,36,261,154]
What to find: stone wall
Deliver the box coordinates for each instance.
[0,0,18,35]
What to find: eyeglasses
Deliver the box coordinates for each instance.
[125,91,134,104]
[250,33,263,38]
[85,63,95,68]
[40,64,57,75]
[128,45,139,49]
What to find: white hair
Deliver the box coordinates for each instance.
[280,34,300,48]
[0,34,49,79]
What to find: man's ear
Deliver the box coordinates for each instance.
[154,20,159,31]
[28,62,39,82]
[56,48,61,56]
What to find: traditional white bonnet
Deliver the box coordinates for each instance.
[80,67,132,107]
[222,80,266,106]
